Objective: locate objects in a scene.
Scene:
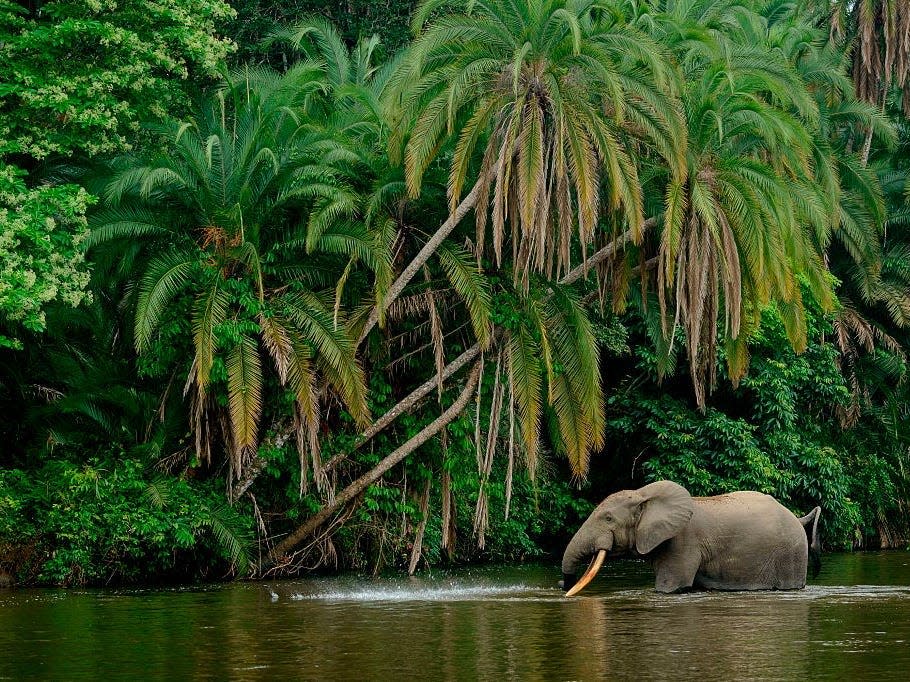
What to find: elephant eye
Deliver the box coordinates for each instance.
[602,512,614,522]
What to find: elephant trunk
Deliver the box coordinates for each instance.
[561,531,592,590]
[561,525,612,593]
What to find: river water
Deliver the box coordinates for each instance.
[2,552,910,680]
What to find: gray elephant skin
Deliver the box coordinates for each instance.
[561,480,821,595]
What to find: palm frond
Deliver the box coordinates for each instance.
[226,335,263,471]
[134,250,196,352]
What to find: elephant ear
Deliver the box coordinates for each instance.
[634,481,694,554]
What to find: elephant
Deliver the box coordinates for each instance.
[561,480,821,595]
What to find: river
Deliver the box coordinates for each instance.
[2,552,909,680]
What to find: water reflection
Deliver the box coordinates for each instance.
[575,595,812,679]
[2,553,910,680]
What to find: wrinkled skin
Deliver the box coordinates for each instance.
[562,481,821,594]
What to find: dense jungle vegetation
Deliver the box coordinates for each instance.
[2,0,910,585]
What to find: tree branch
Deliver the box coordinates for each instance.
[322,341,484,474]
[266,360,482,565]
[561,218,656,287]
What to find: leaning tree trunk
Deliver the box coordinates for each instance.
[266,362,482,566]
[235,225,645,501]
[560,225,642,285]
[357,174,492,346]
[320,341,484,474]
[233,343,483,500]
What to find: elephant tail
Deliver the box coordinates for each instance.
[799,506,822,579]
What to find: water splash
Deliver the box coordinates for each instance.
[272,581,910,605]
[287,582,551,603]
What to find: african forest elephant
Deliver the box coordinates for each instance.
[561,481,821,595]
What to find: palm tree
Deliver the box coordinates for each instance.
[340,0,686,345]
[88,67,387,489]
[831,162,910,424]
[637,1,832,406]
[609,0,885,408]
[764,0,907,424]
[395,0,684,282]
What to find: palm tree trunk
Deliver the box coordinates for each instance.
[233,458,268,500]
[561,224,646,286]
[357,174,491,346]
[861,126,874,167]
[860,95,886,167]
[234,342,483,501]
[266,361,482,565]
[321,341,485,473]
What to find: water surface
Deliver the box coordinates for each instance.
[2,552,910,680]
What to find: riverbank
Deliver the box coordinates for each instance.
[3,448,906,588]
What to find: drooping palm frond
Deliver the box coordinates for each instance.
[199,503,253,575]
[134,249,196,352]
[494,279,604,478]
[435,242,492,348]
[192,279,230,391]
[540,285,605,476]
[84,206,177,248]
[849,0,910,113]
[281,291,370,426]
[507,322,544,477]
[226,335,263,478]
[393,0,685,285]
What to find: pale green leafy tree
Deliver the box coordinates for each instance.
[0,165,92,348]
[0,0,235,159]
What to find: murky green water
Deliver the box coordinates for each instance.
[2,552,910,680]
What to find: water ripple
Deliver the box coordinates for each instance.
[592,584,910,605]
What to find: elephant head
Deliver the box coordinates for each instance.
[561,481,694,596]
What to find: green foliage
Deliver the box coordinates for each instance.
[442,445,594,564]
[4,0,910,587]
[0,0,235,160]
[230,0,416,59]
[0,456,251,585]
[0,165,92,347]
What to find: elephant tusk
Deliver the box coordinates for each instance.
[565,549,606,597]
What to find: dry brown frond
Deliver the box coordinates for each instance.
[259,314,293,384]
[853,1,910,113]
